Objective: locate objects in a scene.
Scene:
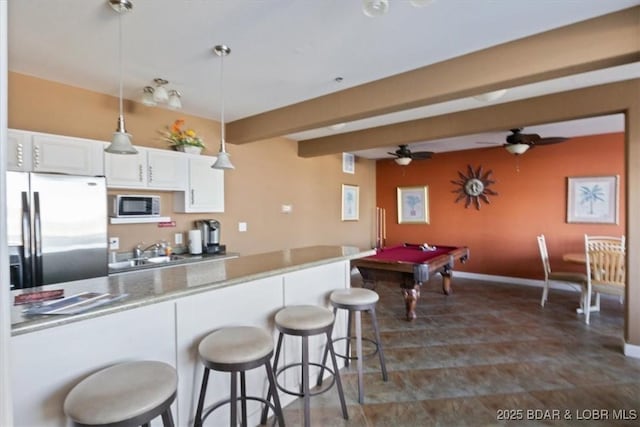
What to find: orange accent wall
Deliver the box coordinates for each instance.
[376,133,625,279]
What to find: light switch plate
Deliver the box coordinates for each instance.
[174,232,183,245]
[238,222,247,232]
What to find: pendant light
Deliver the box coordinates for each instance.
[212,44,235,170]
[104,0,137,154]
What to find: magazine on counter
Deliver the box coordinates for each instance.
[22,291,128,316]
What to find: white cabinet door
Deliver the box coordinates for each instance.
[8,130,104,175]
[146,148,187,190]
[32,134,104,176]
[174,155,225,213]
[6,130,31,171]
[104,148,147,189]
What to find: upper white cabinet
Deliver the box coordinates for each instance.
[174,154,224,213]
[105,146,187,191]
[7,129,104,176]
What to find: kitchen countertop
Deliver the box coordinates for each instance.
[11,245,374,336]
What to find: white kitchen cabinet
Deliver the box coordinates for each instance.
[105,146,187,190]
[174,154,225,213]
[7,129,104,176]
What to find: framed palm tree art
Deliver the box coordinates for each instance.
[567,175,619,224]
[397,186,429,224]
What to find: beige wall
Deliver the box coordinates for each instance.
[8,73,376,255]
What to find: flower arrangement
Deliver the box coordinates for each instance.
[162,119,205,148]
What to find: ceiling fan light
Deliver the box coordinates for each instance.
[363,0,389,17]
[394,157,412,166]
[504,143,529,155]
[473,89,508,102]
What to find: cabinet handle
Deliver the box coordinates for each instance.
[138,165,143,182]
[191,189,195,205]
[16,143,23,166]
[33,145,40,167]
[148,166,153,183]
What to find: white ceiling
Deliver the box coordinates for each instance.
[8,0,639,159]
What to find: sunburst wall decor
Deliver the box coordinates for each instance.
[451,164,498,210]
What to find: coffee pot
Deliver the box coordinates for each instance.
[195,219,225,254]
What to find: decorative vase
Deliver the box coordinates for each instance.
[177,145,202,155]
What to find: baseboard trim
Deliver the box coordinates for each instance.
[623,342,640,359]
[453,271,582,293]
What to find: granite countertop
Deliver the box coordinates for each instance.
[11,245,374,336]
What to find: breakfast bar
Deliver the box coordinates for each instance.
[10,245,373,427]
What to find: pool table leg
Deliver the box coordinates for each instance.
[401,284,420,321]
[441,266,453,295]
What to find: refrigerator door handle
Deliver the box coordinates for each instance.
[33,191,43,286]
[21,191,33,287]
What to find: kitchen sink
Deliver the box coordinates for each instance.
[108,255,185,271]
[145,255,185,264]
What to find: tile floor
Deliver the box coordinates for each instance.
[276,275,640,426]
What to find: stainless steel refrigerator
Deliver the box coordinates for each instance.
[7,172,108,289]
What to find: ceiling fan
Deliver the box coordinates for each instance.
[387,144,434,165]
[502,128,569,155]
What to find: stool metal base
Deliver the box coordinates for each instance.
[261,324,348,427]
[319,302,388,404]
[194,351,284,427]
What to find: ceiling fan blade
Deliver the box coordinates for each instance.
[535,137,569,145]
[387,151,400,157]
[410,151,433,160]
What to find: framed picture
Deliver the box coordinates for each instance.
[341,184,359,221]
[567,175,619,224]
[397,186,429,224]
[342,153,355,174]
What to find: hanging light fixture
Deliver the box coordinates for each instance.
[211,44,235,170]
[152,78,169,103]
[141,86,156,106]
[104,0,137,154]
[167,90,182,110]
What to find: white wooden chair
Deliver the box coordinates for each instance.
[537,234,587,307]
[583,234,625,324]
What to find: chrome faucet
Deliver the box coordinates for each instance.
[133,242,161,258]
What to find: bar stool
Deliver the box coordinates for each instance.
[319,288,387,404]
[261,305,348,427]
[63,360,177,427]
[194,326,284,427]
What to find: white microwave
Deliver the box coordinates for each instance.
[109,195,160,217]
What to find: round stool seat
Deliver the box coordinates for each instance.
[64,361,176,426]
[330,288,379,306]
[275,305,334,332]
[199,326,274,365]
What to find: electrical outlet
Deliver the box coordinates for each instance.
[174,232,183,245]
[109,237,119,250]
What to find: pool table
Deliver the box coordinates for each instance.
[352,243,469,320]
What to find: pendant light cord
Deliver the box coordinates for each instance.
[219,50,226,151]
[118,9,124,120]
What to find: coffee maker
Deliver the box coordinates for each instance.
[195,219,226,254]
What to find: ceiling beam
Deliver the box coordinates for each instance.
[297,79,639,157]
[226,6,640,145]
